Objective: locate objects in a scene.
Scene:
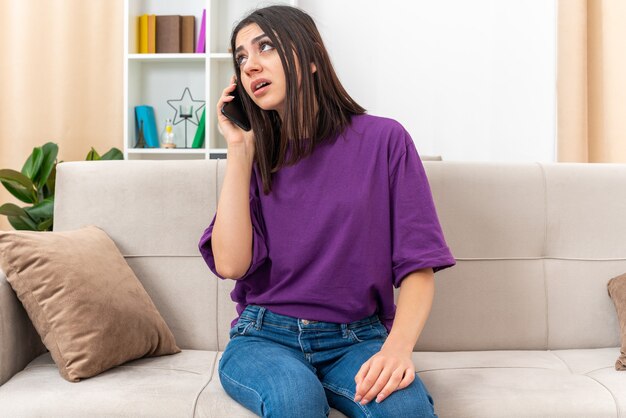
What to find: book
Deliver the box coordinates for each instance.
[192,108,205,148]
[139,14,148,53]
[181,16,195,53]
[147,15,156,53]
[134,106,160,148]
[156,15,181,53]
[196,9,206,53]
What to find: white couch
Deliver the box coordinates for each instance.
[0,159,624,417]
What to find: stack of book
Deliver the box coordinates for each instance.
[138,9,206,53]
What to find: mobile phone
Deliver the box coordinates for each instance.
[221,86,251,131]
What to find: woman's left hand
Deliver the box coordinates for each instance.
[353,345,415,405]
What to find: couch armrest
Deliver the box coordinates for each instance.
[0,266,47,386]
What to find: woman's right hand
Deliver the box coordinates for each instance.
[217,75,255,153]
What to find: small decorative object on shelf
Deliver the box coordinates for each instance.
[161,119,176,148]
[135,120,146,148]
[134,105,159,148]
[166,87,205,148]
[192,108,206,149]
[179,105,193,148]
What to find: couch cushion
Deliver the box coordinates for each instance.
[197,351,615,418]
[0,349,350,418]
[412,162,626,352]
[0,225,181,382]
[0,350,216,417]
[415,347,621,417]
[1,348,620,417]
[553,347,621,374]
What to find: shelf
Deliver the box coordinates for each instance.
[128,53,206,62]
[210,53,233,60]
[124,0,297,161]
[127,148,206,154]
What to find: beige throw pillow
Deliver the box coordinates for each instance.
[0,225,181,382]
[607,272,626,370]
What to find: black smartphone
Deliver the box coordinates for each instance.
[221,86,251,131]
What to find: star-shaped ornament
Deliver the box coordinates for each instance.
[166,87,206,126]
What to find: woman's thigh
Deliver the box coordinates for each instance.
[319,339,438,418]
[219,334,330,418]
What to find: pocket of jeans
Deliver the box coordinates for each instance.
[349,322,388,343]
[229,319,256,339]
[374,322,389,338]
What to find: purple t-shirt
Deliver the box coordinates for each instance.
[198,113,456,333]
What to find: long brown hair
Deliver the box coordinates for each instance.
[230,5,366,195]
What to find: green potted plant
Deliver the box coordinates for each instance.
[0,142,123,231]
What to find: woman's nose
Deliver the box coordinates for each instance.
[243,54,261,74]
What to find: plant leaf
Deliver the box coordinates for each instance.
[86,147,100,161]
[100,148,124,160]
[22,147,43,181]
[0,169,36,203]
[44,163,56,197]
[0,168,35,189]
[26,197,54,222]
[34,142,59,190]
[0,203,28,217]
[0,180,34,204]
[7,214,38,231]
[37,218,53,231]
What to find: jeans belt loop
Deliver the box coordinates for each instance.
[341,323,348,338]
[255,306,266,330]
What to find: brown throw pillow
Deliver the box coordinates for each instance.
[0,225,181,382]
[608,272,626,370]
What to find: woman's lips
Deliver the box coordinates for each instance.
[253,84,270,97]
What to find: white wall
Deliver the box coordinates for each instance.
[298,0,557,162]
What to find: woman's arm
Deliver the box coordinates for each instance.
[210,142,255,280]
[383,267,435,351]
[354,267,435,405]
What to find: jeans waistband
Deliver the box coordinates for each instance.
[239,304,382,332]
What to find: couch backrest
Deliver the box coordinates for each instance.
[54,160,624,352]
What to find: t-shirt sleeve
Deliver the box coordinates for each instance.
[389,128,456,288]
[198,166,269,280]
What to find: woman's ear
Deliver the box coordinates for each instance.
[310,62,317,74]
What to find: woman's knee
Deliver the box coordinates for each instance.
[219,368,330,417]
[367,375,437,418]
[324,372,437,418]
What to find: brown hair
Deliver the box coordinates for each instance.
[230,5,366,194]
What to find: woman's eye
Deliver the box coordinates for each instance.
[260,42,274,52]
[235,42,272,67]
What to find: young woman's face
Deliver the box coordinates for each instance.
[235,23,287,118]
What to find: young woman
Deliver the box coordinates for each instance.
[199,5,456,417]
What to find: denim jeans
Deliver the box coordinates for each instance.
[218,304,438,418]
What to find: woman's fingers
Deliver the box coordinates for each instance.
[218,84,236,106]
[216,83,237,120]
[216,77,250,145]
[375,369,404,403]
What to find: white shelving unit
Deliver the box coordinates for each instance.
[124,0,297,160]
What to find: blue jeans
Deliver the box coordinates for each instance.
[218,304,438,418]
